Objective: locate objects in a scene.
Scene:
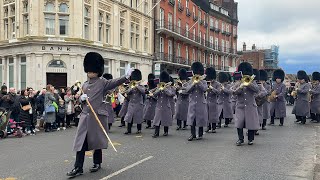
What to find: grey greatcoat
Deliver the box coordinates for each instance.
[310,84,320,114]
[44,92,56,123]
[119,98,129,118]
[104,91,115,124]
[143,95,157,121]
[124,85,145,124]
[262,82,271,119]
[169,88,176,116]
[292,82,311,117]
[217,83,233,119]
[270,83,287,118]
[186,80,208,127]
[255,83,268,124]
[152,87,176,127]
[73,77,127,152]
[233,81,260,130]
[175,85,189,122]
[207,81,221,123]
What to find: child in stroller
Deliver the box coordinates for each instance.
[0,108,24,138]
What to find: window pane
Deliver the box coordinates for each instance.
[59,3,68,12]
[45,3,55,12]
[45,14,55,35]
[21,64,26,89]
[59,16,69,35]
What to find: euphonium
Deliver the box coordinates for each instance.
[240,75,256,87]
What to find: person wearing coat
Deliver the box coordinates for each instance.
[185,62,208,141]
[67,52,131,177]
[269,69,286,126]
[19,89,36,134]
[102,73,116,130]
[292,70,311,124]
[64,88,75,128]
[152,71,176,137]
[217,72,233,128]
[259,70,271,130]
[232,62,260,146]
[44,85,57,132]
[144,75,157,129]
[175,69,189,130]
[124,69,146,135]
[205,67,220,133]
[253,69,267,135]
[310,72,320,123]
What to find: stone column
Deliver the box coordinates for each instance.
[12,56,18,88]
[1,57,6,85]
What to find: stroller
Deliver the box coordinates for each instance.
[0,108,24,138]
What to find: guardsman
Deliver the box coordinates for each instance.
[310,72,320,123]
[175,69,189,130]
[217,72,233,128]
[269,69,286,126]
[253,69,267,135]
[124,69,146,134]
[232,62,260,146]
[185,62,208,141]
[205,67,220,133]
[259,70,271,130]
[143,74,157,128]
[102,73,115,130]
[292,70,311,124]
[67,52,131,177]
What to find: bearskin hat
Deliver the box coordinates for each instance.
[259,70,268,81]
[160,71,170,83]
[102,73,113,80]
[218,72,229,83]
[148,73,155,81]
[272,69,285,82]
[191,62,204,75]
[178,68,188,81]
[205,67,216,81]
[83,52,104,77]
[237,62,253,76]
[130,69,142,81]
[297,70,308,81]
[253,69,260,81]
[312,72,320,81]
[148,80,157,89]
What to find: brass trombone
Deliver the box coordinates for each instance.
[192,74,207,84]
[240,75,256,87]
[74,80,118,152]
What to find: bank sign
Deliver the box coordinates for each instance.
[41,46,71,51]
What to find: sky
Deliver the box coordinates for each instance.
[237,0,320,74]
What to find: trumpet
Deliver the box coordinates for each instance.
[192,74,206,84]
[129,80,142,89]
[158,82,172,91]
[240,75,256,87]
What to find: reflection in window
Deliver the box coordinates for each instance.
[48,60,66,68]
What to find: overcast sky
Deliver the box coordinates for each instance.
[237,0,320,74]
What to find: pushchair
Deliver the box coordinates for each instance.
[0,108,24,138]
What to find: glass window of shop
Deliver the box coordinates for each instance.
[8,58,14,88]
[120,62,126,76]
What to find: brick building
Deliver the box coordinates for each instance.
[153,0,239,76]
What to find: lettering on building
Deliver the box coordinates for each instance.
[41,46,71,51]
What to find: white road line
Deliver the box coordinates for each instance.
[100,156,154,180]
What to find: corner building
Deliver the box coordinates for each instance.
[0,0,154,90]
[153,0,239,76]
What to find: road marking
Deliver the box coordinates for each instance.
[99,156,153,180]
[113,142,122,146]
[85,151,93,156]
[135,135,143,138]
[5,178,17,180]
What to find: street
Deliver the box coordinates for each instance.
[0,106,318,180]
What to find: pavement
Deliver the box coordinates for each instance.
[0,106,319,180]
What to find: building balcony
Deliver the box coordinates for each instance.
[154,52,191,67]
[226,32,232,36]
[178,2,184,12]
[193,14,198,21]
[155,20,237,56]
[233,34,238,38]
[221,30,226,35]
[203,22,208,28]
[199,19,203,25]
[168,0,175,7]
[186,8,191,17]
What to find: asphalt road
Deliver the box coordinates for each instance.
[0,106,318,180]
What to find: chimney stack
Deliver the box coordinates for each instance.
[243,42,246,51]
[252,44,256,50]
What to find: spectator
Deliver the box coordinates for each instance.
[36,89,46,129]
[9,88,20,123]
[60,88,66,101]
[0,85,14,111]
[44,84,56,132]
[64,88,75,128]
[19,89,34,135]
[56,99,66,131]
[27,87,38,133]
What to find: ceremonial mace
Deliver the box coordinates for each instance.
[75,81,118,152]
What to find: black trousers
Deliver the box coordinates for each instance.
[207,123,216,130]
[127,118,142,133]
[191,120,203,137]
[74,137,102,169]
[237,128,255,141]
[270,110,284,125]
[146,120,152,127]
[177,120,187,128]
[56,116,65,127]
[66,114,74,127]
[154,125,169,135]
[120,117,125,126]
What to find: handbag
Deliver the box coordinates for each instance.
[45,104,55,113]
[21,103,32,111]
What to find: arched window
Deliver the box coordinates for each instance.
[59,3,68,13]
[45,3,55,12]
[48,60,66,68]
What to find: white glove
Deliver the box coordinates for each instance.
[80,94,88,101]
[125,64,133,79]
[178,90,183,94]
[73,86,78,91]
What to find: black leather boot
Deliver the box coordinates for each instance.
[67,167,83,177]
[89,164,101,173]
[152,126,160,138]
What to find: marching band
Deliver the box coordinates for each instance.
[67,51,320,177]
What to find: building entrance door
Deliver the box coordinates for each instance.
[46,73,67,89]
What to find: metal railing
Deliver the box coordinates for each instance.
[168,0,175,6]
[178,2,184,12]
[186,8,191,16]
